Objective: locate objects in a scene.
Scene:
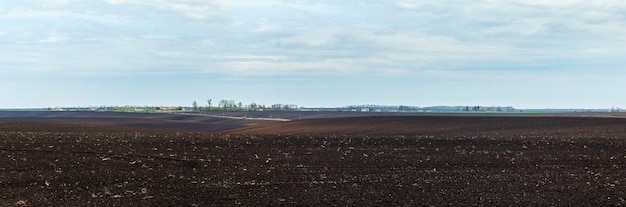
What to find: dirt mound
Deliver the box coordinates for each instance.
[228,116,626,136]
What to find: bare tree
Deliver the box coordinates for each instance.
[192,101,198,111]
[219,100,232,110]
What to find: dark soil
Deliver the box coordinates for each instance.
[0,111,272,132]
[229,116,626,136]
[2,115,626,206]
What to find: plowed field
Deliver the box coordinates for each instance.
[2,114,626,206]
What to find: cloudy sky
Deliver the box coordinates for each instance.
[1,0,625,108]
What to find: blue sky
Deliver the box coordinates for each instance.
[2,0,626,108]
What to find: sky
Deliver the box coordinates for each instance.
[2,0,626,109]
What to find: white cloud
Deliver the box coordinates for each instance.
[104,0,227,21]
[213,0,336,14]
[0,9,122,25]
[38,35,69,43]
[511,0,626,9]
[2,0,626,78]
[393,1,419,9]
[280,29,340,46]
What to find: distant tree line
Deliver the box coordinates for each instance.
[342,105,517,112]
[38,105,625,113]
[343,105,421,112]
[461,106,516,112]
[191,99,300,112]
